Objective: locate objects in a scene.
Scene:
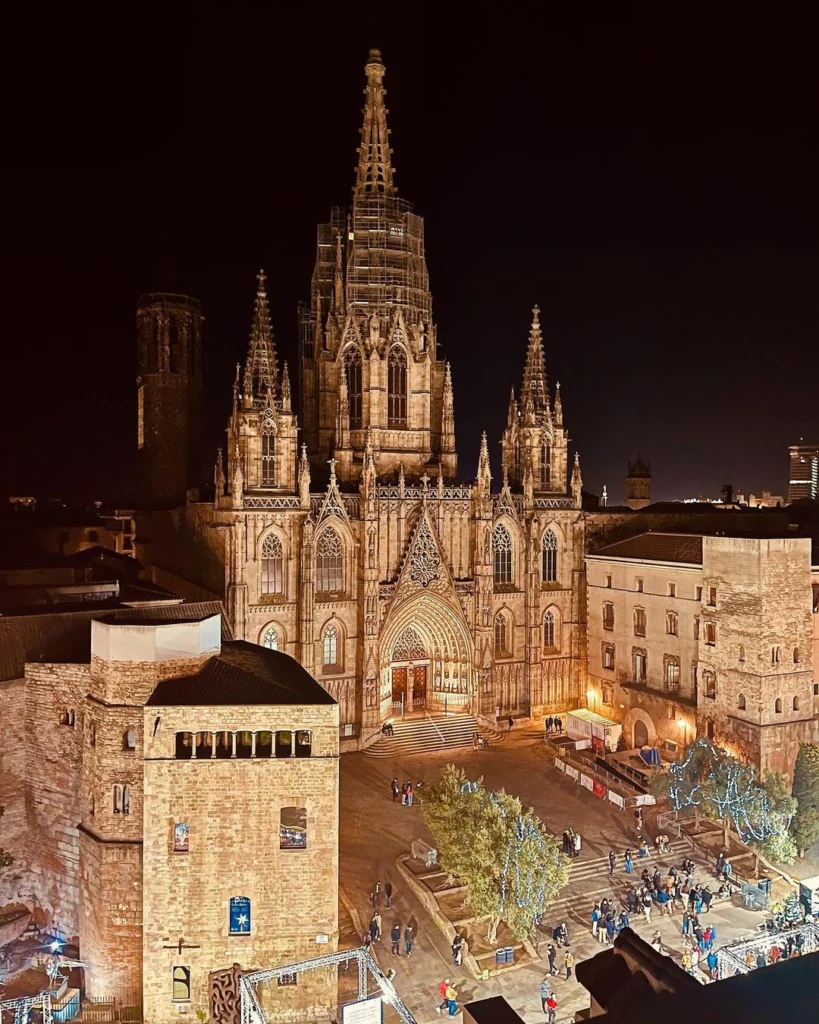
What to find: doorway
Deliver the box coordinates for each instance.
[633,720,649,748]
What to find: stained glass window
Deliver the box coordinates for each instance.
[261,417,275,485]
[542,530,557,582]
[262,625,279,650]
[494,614,508,654]
[316,528,343,593]
[344,346,363,429]
[492,524,512,585]
[543,611,555,648]
[388,347,407,427]
[261,534,283,595]
[323,625,338,668]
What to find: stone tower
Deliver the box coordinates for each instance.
[626,456,652,509]
[136,293,204,509]
[299,49,455,486]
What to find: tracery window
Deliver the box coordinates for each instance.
[543,610,556,649]
[261,418,275,485]
[494,614,509,656]
[261,534,284,596]
[316,527,343,593]
[665,655,681,692]
[542,529,558,582]
[388,347,407,427]
[262,625,279,651]
[541,441,551,488]
[344,346,363,429]
[492,524,512,585]
[323,625,339,669]
[393,625,426,661]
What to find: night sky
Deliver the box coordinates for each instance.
[2,4,816,505]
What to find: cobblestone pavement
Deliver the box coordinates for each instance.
[339,729,766,1022]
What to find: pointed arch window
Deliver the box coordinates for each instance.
[322,625,339,670]
[261,416,276,486]
[542,529,558,582]
[492,524,513,585]
[344,346,363,429]
[262,625,279,651]
[541,441,551,488]
[261,534,283,596]
[316,528,343,593]
[543,610,556,649]
[388,347,407,427]
[737,693,746,711]
[494,614,509,656]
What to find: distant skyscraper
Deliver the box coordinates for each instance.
[788,442,819,503]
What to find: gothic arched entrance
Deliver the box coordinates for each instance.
[380,592,474,716]
[633,720,649,749]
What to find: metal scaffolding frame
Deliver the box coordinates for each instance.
[0,956,86,1024]
[239,946,418,1024]
[714,922,819,980]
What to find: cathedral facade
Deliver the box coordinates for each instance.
[138,50,587,746]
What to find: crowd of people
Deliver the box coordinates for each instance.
[545,716,564,735]
[561,829,582,857]
[390,778,418,805]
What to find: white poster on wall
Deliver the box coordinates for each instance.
[342,994,383,1024]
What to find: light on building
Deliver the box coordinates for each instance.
[50,940,62,952]
[677,718,685,728]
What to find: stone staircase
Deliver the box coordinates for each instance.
[364,713,482,757]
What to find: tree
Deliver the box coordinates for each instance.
[791,743,819,857]
[0,805,12,869]
[424,765,570,943]
[748,771,797,868]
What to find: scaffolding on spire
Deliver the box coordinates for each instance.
[243,270,279,406]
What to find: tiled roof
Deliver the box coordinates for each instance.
[592,533,703,565]
[146,641,335,707]
[0,602,231,682]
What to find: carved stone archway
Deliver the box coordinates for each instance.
[623,707,657,749]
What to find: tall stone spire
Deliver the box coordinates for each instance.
[521,305,549,416]
[243,270,279,404]
[355,49,395,197]
[571,452,583,507]
[441,362,456,453]
[477,431,491,497]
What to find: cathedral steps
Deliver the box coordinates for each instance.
[364,713,482,757]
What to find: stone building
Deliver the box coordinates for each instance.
[585,532,816,778]
[137,50,588,746]
[0,604,339,1020]
[626,457,652,510]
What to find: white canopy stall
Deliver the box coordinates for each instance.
[565,708,622,754]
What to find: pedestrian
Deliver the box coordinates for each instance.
[707,950,717,979]
[401,782,408,805]
[600,898,610,918]
[547,943,557,974]
[638,839,648,859]
[539,976,552,1013]
[508,715,514,731]
[562,830,570,856]
[651,931,663,954]
[436,979,450,1014]
[626,887,637,913]
[560,922,569,947]
[681,948,693,974]
[446,983,458,1017]
[642,897,652,925]
[573,832,582,857]
[369,916,378,943]
[715,851,725,878]
[722,859,733,883]
[385,881,393,909]
[618,910,629,932]
[373,911,382,941]
[391,922,401,956]
[372,880,382,907]
[546,715,554,734]
[452,934,464,967]
[546,995,558,1024]
[605,915,616,944]
[694,925,705,953]
[391,778,400,802]
[555,716,562,733]
[770,945,780,965]
[406,781,414,806]
[682,910,690,937]
[701,887,713,913]
[625,850,633,874]
[591,904,600,939]
[609,850,616,876]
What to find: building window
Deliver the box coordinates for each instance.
[123,729,136,751]
[691,663,698,687]
[261,534,284,595]
[814,684,818,697]
[492,524,513,585]
[704,672,716,699]
[295,730,312,758]
[322,625,339,670]
[316,527,343,593]
[541,441,551,488]
[663,738,679,755]
[280,806,307,849]
[278,974,298,987]
[775,697,782,714]
[60,708,75,727]
[387,347,407,427]
[696,586,702,601]
[262,625,280,650]
[668,583,676,598]
[705,720,715,741]
[543,610,556,649]
[694,616,700,640]
[739,645,745,663]
[229,896,251,934]
[666,611,678,636]
[261,420,276,486]
[494,614,509,656]
[737,693,746,711]
[635,578,643,593]
[704,622,716,646]
[275,730,292,757]
[665,656,681,692]
[601,685,613,705]
[793,696,800,711]
[771,645,781,665]
[602,602,614,631]
[602,643,615,671]
[175,732,194,759]
[344,346,363,429]
[632,649,647,683]
[793,647,800,665]
[172,966,191,1002]
[542,529,558,582]
[174,822,189,853]
[633,607,646,638]
[707,586,717,607]
[89,721,96,746]
[605,574,612,588]
[666,703,676,720]
[113,784,131,814]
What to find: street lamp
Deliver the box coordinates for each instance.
[677,716,689,747]
[587,688,596,712]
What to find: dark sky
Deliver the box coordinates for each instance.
[2,3,816,505]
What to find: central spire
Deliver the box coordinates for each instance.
[521,304,549,416]
[242,270,279,405]
[355,49,395,197]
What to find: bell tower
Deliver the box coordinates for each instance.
[136,293,204,509]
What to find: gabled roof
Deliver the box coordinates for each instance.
[146,640,335,707]
[591,533,703,565]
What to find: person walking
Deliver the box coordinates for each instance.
[391,922,401,956]
[564,950,575,979]
[406,781,414,806]
[545,995,558,1024]
[681,947,693,974]
[642,895,652,925]
[446,983,458,1017]
[605,915,616,945]
[546,716,554,734]
[573,832,582,857]
[391,778,400,802]
[609,850,617,876]
[682,910,691,937]
[591,903,600,939]
[385,881,393,909]
[618,910,629,933]
[625,850,633,874]
[547,943,557,975]
[452,934,464,967]
[368,916,378,943]
[372,881,382,907]
[539,976,552,1013]
[401,782,408,805]
[436,979,451,1014]
[404,923,414,957]
[508,715,515,731]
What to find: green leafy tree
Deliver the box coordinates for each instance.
[791,743,819,857]
[424,765,570,943]
[0,805,13,869]
[748,771,797,868]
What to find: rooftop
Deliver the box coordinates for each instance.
[146,640,336,707]
[591,532,704,565]
[567,708,619,727]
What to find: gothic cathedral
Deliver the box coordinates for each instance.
[138,51,587,747]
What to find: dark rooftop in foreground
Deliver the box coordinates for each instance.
[591,533,704,564]
[146,640,336,707]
